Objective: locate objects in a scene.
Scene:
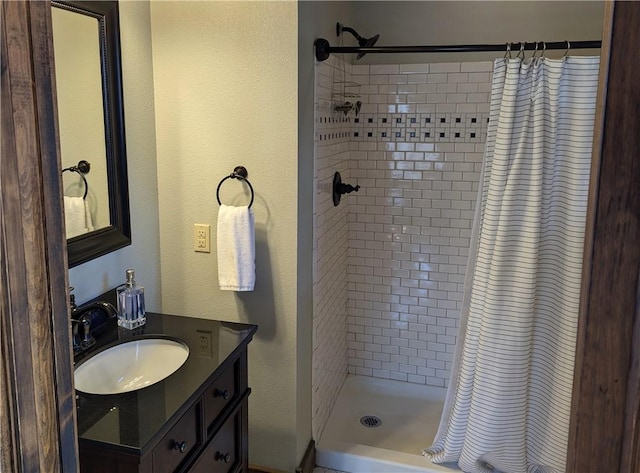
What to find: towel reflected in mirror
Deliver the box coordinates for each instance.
[64,195,94,239]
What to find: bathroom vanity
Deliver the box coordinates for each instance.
[74,313,257,473]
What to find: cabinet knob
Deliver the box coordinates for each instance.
[173,440,187,453]
[213,388,230,400]
[215,451,231,463]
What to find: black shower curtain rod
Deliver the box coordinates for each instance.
[314,39,602,62]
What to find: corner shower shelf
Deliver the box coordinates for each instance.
[331,80,361,100]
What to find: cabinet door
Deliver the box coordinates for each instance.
[152,403,202,473]
[190,401,245,473]
[204,360,238,432]
[79,444,144,473]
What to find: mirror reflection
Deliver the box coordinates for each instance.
[51,0,131,268]
[53,6,111,238]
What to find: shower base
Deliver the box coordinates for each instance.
[316,375,459,473]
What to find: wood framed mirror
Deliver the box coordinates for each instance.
[52,0,131,267]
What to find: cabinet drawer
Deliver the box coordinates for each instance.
[204,360,239,430]
[152,402,202,473]
[190,401,245,473]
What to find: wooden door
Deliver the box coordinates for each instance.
[0,1,638,472]
[567,2,640,472]
[1,1,78,471]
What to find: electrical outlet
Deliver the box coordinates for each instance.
[196,330,213,358]
[193,224,210,253]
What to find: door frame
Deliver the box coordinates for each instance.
[567,2,640,472]
[1,1,638,472]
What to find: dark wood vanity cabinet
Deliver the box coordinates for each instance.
[77,317,254,473]
[152,401,203,473]
[190,399,248,473]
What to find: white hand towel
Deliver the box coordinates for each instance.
[217,204,255,291]
[64,196,94,239]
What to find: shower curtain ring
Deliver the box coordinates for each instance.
[563,40,571,58]
[517,41,526,59]
[531,42,539,60]
[504,42,511,59]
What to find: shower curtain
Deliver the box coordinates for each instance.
[424,56,600,473]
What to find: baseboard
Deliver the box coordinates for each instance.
[296,439,316,473]
[248,439,315,473]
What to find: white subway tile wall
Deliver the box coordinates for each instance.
[312,59,493,439]
[312,55,352,440]
[346,62,492,388]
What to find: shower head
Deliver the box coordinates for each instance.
[337,23,380,59]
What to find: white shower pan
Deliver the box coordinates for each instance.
[316,375,460,473]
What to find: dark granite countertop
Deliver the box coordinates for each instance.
[74,312,257,456]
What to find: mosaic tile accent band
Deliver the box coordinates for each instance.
[351,112,488,143]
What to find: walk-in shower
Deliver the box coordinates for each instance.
[312,29,601,473]
[313,51,493,472]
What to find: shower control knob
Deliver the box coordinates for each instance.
[332,171,361,206]
[338,183,360,194]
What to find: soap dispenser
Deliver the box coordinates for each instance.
[117,269,146,329]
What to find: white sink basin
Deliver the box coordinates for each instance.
[74,338,189,395]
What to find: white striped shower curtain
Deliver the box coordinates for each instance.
[424,57,600,473]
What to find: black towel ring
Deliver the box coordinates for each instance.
[61,160,91,200]
[216,166,254,208]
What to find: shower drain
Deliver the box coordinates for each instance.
[360,415,382,428]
